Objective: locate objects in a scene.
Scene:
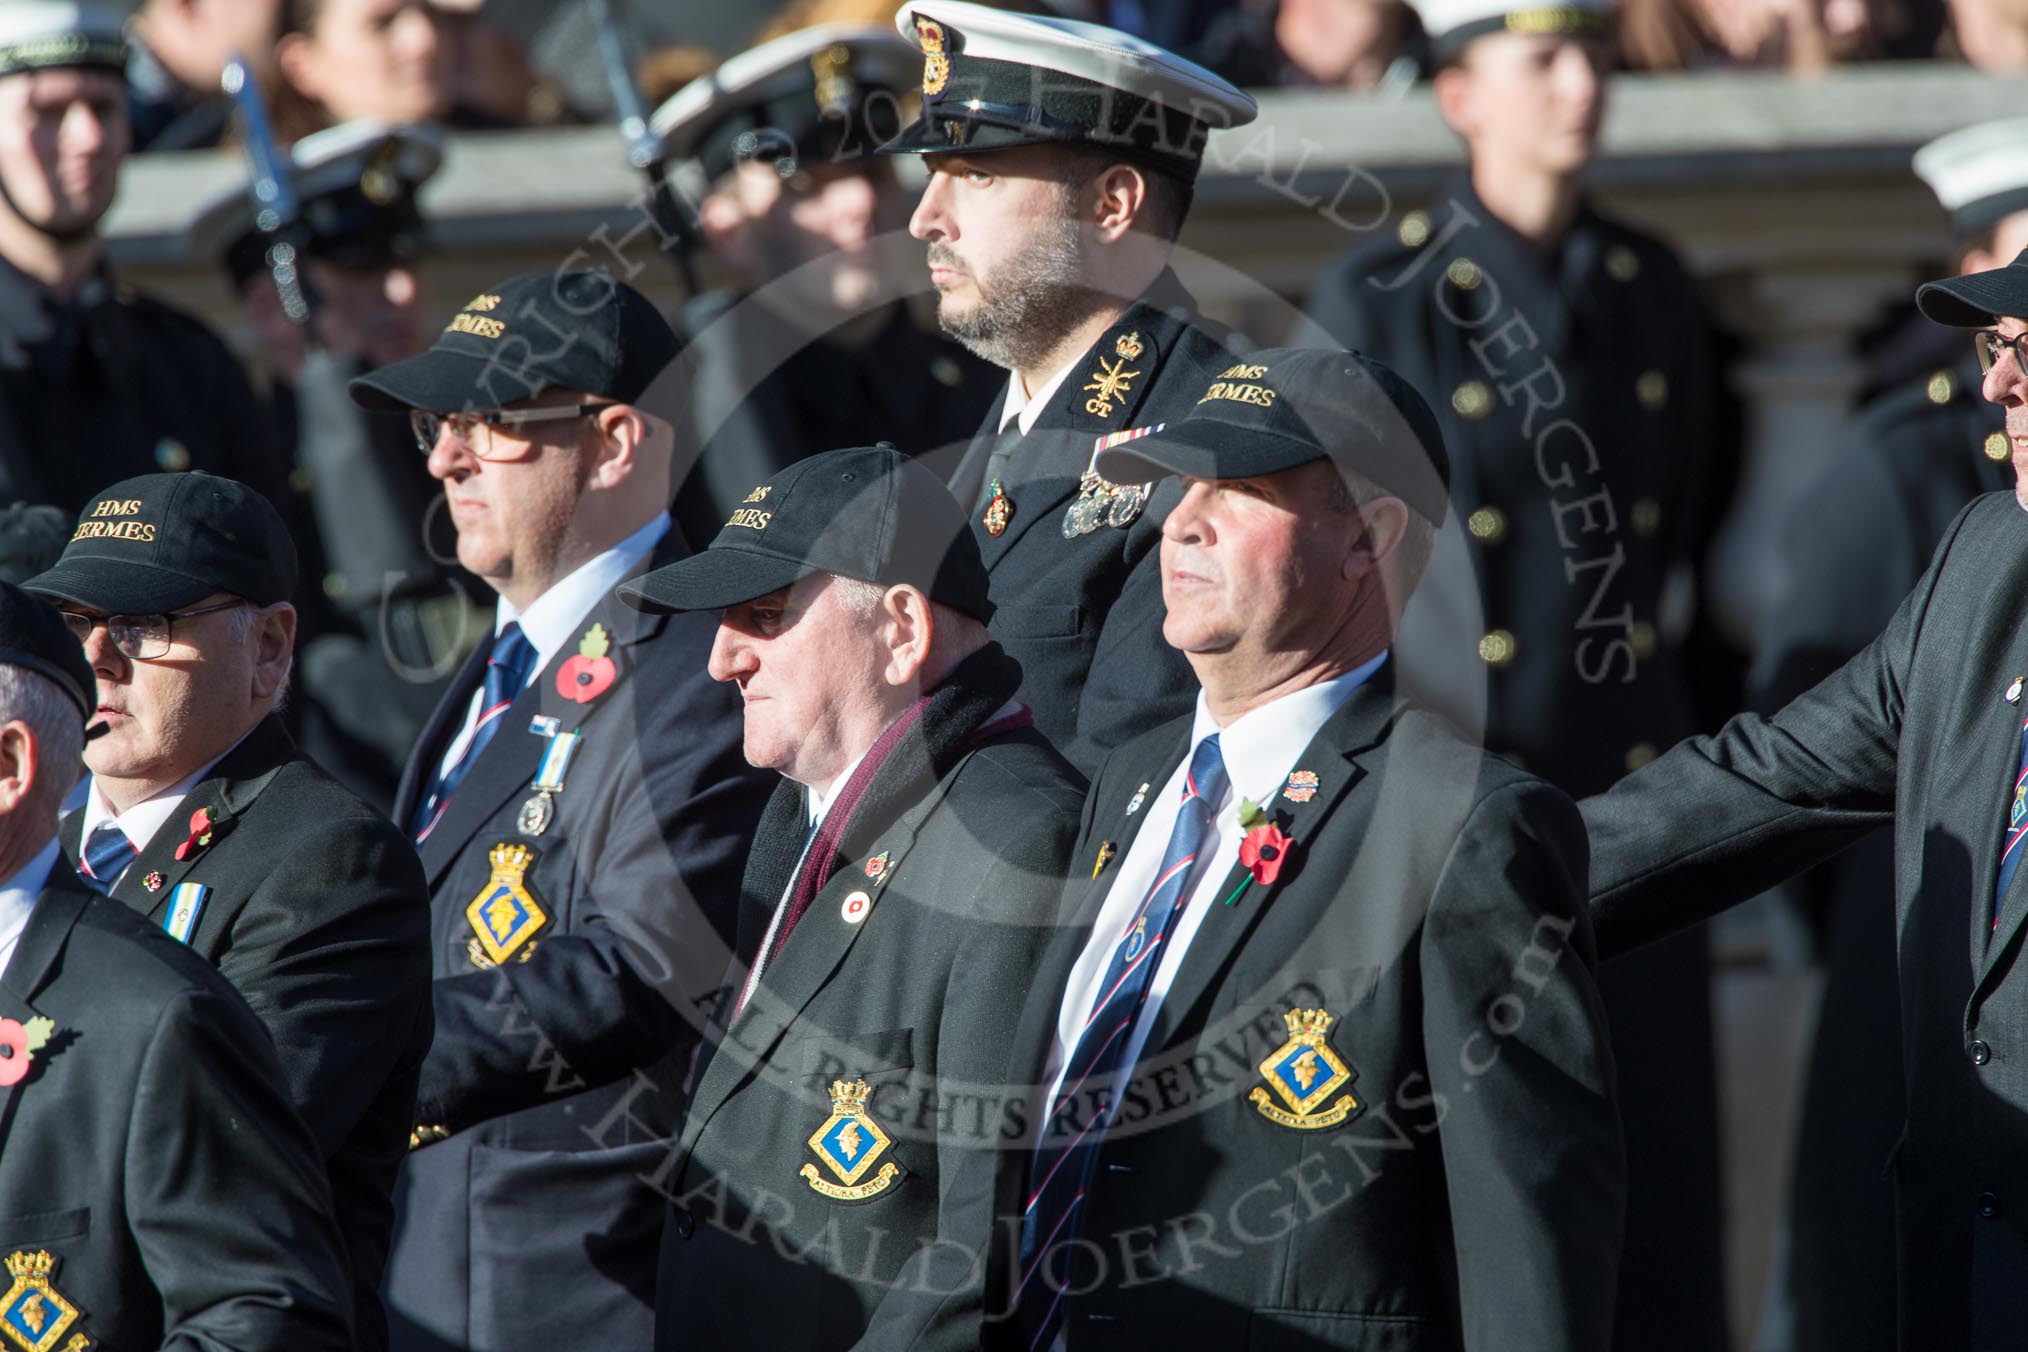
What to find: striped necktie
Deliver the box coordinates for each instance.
[78,821,136,894]
[1998,713,2028,924]
[413,622,537,841]
[1016,733,1227,1346]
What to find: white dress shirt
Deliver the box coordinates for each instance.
[0,838,62,980]
[432,512,670,782]
[998,356,1080,437]
[1041,655,1389,1121]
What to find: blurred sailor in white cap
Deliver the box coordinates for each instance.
[1748,117,2028,1352]
[650,22,1001,553]
[0,0,273,515]
[1303,2,1735,1350]
[880,0,1257,776]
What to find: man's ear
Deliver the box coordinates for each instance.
[1088,163,1149,244]
[0,720,37,817]
[1432,64,1474,139]
[698,191,753,270]
[1343,497,1411,582]
[587,405,653,489]
[880,585,935,687]
[251,603,298,701]
[273,31,322,104]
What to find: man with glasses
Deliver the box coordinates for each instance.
[1580,250,2028,1350]
[22,469,431,1352]
[349,269,772,1351]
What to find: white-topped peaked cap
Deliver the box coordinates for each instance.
[1915,119,2028,239]
[1409,0,1612,57]
[190,120,444,282]
[0,0,127,76]
[880,0,1256,180]
[651,23,918,180]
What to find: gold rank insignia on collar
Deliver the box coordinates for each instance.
[1,1249,86,1352]
[466,843,548,968]
[800,1078,901,1200]
[1249,1008,1359,1130]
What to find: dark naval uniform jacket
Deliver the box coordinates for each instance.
[948,269,1250,775]
[985,676,1623,1351]
[1305,178,1730,1352]
[656,644,1084,1352]
[0,257,276,514]
[669,295,999,551]
[0,874,354,1350]
[387,534,772,1352]
[1582,491,2028,1351]
[58,713,431,1352]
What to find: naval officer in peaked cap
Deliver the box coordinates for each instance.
[880,0,1259,776]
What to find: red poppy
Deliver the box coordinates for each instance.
[0,1019,27,1086]
[174,808,214,862]
[556,654,615,704]
[1239,823,1294,886]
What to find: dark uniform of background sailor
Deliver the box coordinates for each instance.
[880,0,1260,774]
[1750,116,2027,1352]
[191,117,484,810]
[649,22,999,552]
[1301,0,1736,1344]
[0,1,274,514]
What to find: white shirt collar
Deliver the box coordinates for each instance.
[998,355,1082,437]
[495,513,670,671]
[0,837,60,981]
[1187,652,1391,809]
[76,726,252,855]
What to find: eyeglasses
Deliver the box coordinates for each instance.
[60,599,247,661]
[1975,329,2028,375]
[410,404,612,459]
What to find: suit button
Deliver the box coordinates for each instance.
[1625,743,1658,772]
[1979,1192,2002,1219]
[1972,1039,1992,1066]
[673,1206,696,1239]
[1986,432,2011,462]
[1452,380,1494,420]
[1478,629,1517,668]
[1466,506,1507,543]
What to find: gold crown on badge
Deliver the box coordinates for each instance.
[1284,1007,1332,1040]
[488,842,534,874]
[4,1252,52,1283]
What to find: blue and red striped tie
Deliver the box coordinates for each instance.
[1999,715,2028,925]
[413,622,536,841]
[1015,733,1227,1347]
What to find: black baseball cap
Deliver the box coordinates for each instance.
[348,269,681,413]
[25,473,298,615]
[1094,346,1451,524]
[1917,247,2028,328]
[620,445,994,621]
[0,502,72,586]
[0,580,94,723]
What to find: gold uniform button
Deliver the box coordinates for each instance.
[323,573,349,601]
[1446,257,1482,290]
[1928,369,1956,405]
[1605,245,1641,282]
[1467,506,1507,542]
[1625,742,1658,772]
[1453,380,1493,419]
[1628,620,1657,660]
[1479,629,1517,667]
[1636,370,1669,411]
[1987,431,2012,462]
[1398,209,1431,248]
[1631,497,1661,536]
[930,355,964,388]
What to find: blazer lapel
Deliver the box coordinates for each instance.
[948,389,1010,509]
[394,638,491,828]
[114,716,293,924]
[1972,579,2028,980]
[0,877,91,1154]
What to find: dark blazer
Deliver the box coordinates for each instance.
[0,873,353,1350]
[59,713,431,1352]
[1581,491,2028,1351]
[947,269,1249,775]
[656,701,1085,1352]
[986,680,1624,1351]
[386,533,773,1352]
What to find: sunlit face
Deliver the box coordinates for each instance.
[243,260,424,374]
[907,147,1089,369]
[707,574,896,790]
[720,159,908,315]
[1978,314,2028,512]
[69,592,260,787]
[424,394,596,596]
[1443,32,1607,177]
[0,67,128,238]
[286,0,449,124]
[1159,462,1367,667]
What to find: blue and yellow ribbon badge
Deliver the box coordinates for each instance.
[800,1077,900,1201]
[161,883,209,946]
[1250,1008,1359,1130]
[1125,782,1149,816]
[1,1249,87,1352]
[465,843,548,968]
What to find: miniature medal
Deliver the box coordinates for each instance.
[983,479,1013,537]
[2009,676,2023,705]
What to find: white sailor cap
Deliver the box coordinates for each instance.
[1409,0,1612,59]
[0,1,128,77]
[879,0,1256,182]
[1914,119,2028,240]
[650,23,916,182]
[191,120,444,284]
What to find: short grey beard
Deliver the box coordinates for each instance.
[935,212,1106,373]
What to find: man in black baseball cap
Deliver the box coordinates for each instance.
[1919,246,2028,510]
[23,470,431,1352]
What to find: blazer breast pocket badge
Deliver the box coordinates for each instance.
[800,1077,901,1201]
[466,842,548,968]
[1,1249,88,1352]
[1250,1008,1359,1130]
